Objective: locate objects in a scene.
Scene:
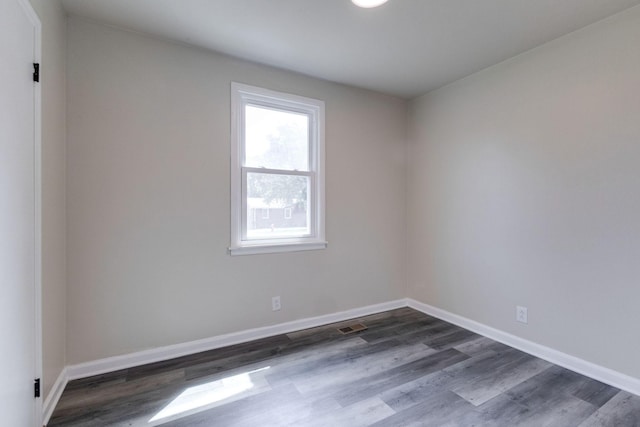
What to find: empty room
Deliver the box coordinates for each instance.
[3,0,640,425]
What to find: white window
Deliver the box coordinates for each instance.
[261,208,270,219]
[284,207,292,220]
[230,83,326,255]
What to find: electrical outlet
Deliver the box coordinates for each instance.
[272,296,281,311]
[516,306,528,324]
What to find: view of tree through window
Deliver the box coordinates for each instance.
[244,105,311,238]
[245,105,309,170]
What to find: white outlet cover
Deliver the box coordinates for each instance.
[516,306,528,324]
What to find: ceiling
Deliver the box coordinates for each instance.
[60,0,640,98]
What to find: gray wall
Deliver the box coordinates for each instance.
[66,18,407,364]
[29,0,67,399]
[407,6,640,378]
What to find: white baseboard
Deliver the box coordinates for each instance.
[43,366,68,426]
[407,298,640,397]
[66,299,407,381]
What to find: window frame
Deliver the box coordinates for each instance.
[230,82,326,255]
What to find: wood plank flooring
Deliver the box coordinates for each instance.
[49,308,640,426]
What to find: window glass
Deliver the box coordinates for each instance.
[246,172,310,239]
[244,105,309,171]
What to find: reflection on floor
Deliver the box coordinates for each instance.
[49,308,640,426]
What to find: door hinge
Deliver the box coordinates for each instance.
[34,378,40,398]
[33,63,39,82]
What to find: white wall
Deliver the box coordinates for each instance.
[66,18,407,364]
[29,0,67,400]
[408,6,640,378]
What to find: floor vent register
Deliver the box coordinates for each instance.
[337,323,368,334]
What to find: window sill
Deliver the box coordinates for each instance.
[229,241,328,256]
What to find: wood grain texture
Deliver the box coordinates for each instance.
[49,308,640,426]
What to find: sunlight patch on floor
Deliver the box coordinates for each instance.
[149,366,271,424]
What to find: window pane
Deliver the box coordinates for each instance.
[246,172,310,239]
[244,105,309,171]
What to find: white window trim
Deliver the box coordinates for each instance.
[230,82,326,256]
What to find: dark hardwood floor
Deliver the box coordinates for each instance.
[49,308,640,426]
